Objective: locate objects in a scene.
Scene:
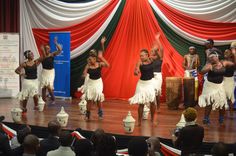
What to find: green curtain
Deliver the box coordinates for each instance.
[70,0,126,96]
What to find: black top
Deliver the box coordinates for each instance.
[37,135,60,156]
[153,59,162,72]
[0,129,13,156]
[88,66,101,80]
[140,63,154,80]
[24,63,37,79]
[224,65,235,77]
[207,65,225,84]
[42,56,54,69]
[175,124,204,156]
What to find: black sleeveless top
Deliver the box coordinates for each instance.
[42,56,54,69]
[153,59,162,72]
[224,65,235,77]
[140,63,154,80]
[88,66,101,80]
[207,66,225,84]
[24,63,37,79]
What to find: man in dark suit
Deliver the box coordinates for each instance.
[0,115,13,156]
[172,108,204,156]
[37,120,61,156]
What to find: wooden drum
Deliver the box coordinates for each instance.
[183,77,195,108]
[166,77,182,110]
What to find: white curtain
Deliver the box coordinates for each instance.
[162,0,236,23]
[20,0,111,59]
[149,0,235,46]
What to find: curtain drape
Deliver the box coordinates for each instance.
[150,0,236,45]
[0,0,19,32]
[162,0,236,23]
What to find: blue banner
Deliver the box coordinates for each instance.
[49,32,70,98]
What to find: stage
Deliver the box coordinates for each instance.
[0,98,236,144]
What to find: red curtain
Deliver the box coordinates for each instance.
[154,0,236,40]
[32,0,118,56]
[102,0,184,100]
[0,0,19,32]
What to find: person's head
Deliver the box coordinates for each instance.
[59,130,73,147]
[146,137,161,156]
[230,41,236,54]
[189,46,196,55]
[74,139,93,156]
[140,49,149,62]
[150,48,160,60]
[48,120,61,136]
[128,137,148,156]
[205,39,214,49]
[23,134,40,154]
[44,44,51,54]
[24,50,34,60]
[0,115,5,129]
[17,125,31,144]
[224,49,232,59]
[90,128,105,149]
[96,134,117,156]
[88,49,97,65]
[183,107,197,122]
[211,142,228,156]
[208,51,220,64]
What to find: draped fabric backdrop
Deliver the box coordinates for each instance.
[0,0,19,32]
[18,0,236,101]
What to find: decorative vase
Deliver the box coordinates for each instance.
[11,108,22,123]
[78,99,87,115]
[142,105,150,120]
[38,96,45,112]
[123,111,135,133]
[56,107,69,127]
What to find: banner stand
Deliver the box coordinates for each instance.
[49,32,71,99]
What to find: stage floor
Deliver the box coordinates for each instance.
[0,98,236,144]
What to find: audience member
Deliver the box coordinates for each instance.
[128,137,148,156]
[47,131,75,156]
[74,139,93,156]
[211,142,228,156]
[37,120,61,156]
[146,137,163,156]
[95,134,117,156]
[22,134,40,156]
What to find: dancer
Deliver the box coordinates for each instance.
[150,34,163,112]
[199,51,236,125]
[82,37,109,121]
[15,50,43,113]
[40,38,62,102]
[129,49,155,126]
[223,49,235,116]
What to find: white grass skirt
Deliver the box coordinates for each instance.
[153,72,162,96]
[40,69,55,89]
[129,79,155,105]
[77,74,89,94]
[223,76,235,103]
[16,79,38,100]
[198,79,227,110]
[84,78,104,102]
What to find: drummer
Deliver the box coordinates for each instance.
[183,46,201,102]
[182,46,200,79]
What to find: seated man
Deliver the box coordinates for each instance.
[37,120,61,156]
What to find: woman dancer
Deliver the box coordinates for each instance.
[199,51,235,125]
[150,34,163,112]
[129,49,156,126]
[82,37,109,121]
[223,49,235,116]
[40,38,62,102]
[15,50,43,113]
